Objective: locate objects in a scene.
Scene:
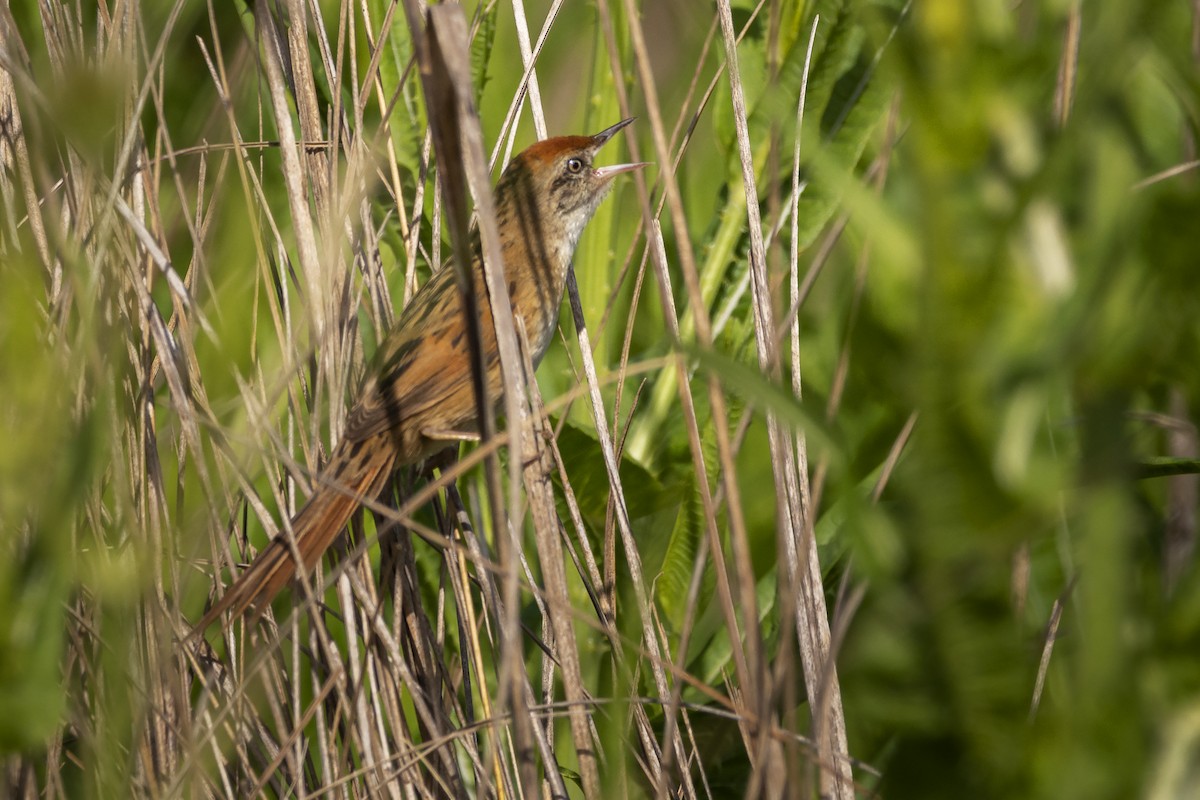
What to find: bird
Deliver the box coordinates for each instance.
[193,119,645,635]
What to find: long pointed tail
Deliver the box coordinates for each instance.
[192,434,396,637]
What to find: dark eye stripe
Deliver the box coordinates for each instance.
[549,173,575,193]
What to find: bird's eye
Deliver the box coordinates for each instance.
[566,157,584,173]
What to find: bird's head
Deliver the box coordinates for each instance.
[496,118,646,254]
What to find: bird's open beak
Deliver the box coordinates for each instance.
[591,117,636,146]
[594,162,649,180]
[591,118,649,179]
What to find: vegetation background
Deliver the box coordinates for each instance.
[2,0,1199,797]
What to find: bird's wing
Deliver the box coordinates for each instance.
[343,266,498,444]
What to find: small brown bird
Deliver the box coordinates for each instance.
[195,119,644,634]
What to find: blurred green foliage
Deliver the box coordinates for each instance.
[824,2,1200,798]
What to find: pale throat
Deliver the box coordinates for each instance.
[559,183,613,263]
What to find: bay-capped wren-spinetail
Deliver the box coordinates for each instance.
[194,119,645,634]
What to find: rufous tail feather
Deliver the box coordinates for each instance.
[192,435,395,637]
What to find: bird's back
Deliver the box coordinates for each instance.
[344,260,502,460]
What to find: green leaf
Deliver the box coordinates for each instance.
[684,343,841,465]
[373,0,423,180]
[655,473,704,629]
[792,62,893,249]
[469,3,497,107]
[655,400,725,630]
[1136,457,1200,480]
[551,420,680,533]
